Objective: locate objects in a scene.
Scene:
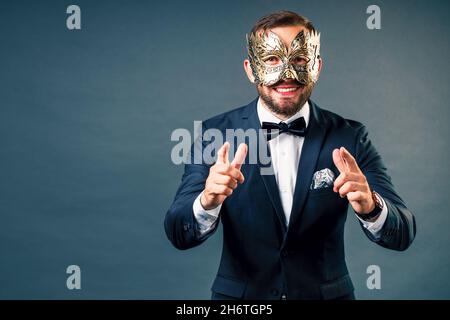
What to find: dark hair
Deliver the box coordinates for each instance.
[250,10,316,35]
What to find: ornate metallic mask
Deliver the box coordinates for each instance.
[246,29,321,86]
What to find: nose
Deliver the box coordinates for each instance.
[281,64,298,81]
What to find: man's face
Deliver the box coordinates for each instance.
[245,25,322,119]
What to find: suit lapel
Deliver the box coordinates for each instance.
[287,101,329,230]
[243,99,288,231]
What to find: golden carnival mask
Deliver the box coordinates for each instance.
[246,29,321,86]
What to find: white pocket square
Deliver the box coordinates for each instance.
[310,168,336,190]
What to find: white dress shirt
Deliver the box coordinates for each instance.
[193,98,388,238]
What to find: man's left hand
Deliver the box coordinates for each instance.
[332,147,375,215]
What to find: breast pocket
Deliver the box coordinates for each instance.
[308,186,336,197]
[302,186,347,228]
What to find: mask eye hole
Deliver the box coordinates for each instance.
[291,56,309,65]
[262,56,281,65]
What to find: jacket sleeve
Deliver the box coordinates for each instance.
[164,124,222,250]
[354,124,416,251]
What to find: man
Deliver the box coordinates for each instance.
[165,11,416,300]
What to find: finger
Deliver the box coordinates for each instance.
[332,148,347,173]
[210,184,233,197]
[213,175,238,189]
[215,164,245,184]
[213,163,231,173]
[338,181,365,198]
[333,172,365,192]
[227,167,245,184]
[231,143,248,170]
[216,142,230,165]
[340,147,361,173]
[346,191,365,202]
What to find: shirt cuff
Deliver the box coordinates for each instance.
[356,196,388,238]
[192,191,222,237]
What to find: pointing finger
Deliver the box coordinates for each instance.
[332,148,347,173]
[231,143,248,170]
[340,147,361,173]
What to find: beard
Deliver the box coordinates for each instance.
[257,80,315,118]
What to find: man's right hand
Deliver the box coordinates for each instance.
[200,142,247,210]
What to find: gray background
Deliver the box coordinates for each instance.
[0,0,449,299]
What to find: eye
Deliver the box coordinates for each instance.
[292,56,308,65]
[263,56,281,65]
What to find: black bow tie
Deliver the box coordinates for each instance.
[261,117,307,141]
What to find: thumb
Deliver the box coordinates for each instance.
[216,142,230,164]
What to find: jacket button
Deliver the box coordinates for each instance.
[270,288,279,296]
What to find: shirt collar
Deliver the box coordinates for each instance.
[257,97,310,128]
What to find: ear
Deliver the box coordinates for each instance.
[317,56,323,78]
[243,59,256,83]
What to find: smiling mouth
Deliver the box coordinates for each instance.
[274,87,299,93]
[272,82,304,94]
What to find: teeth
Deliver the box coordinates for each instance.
[275,87,298,92]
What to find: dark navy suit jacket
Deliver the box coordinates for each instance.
[165,99,416,300]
